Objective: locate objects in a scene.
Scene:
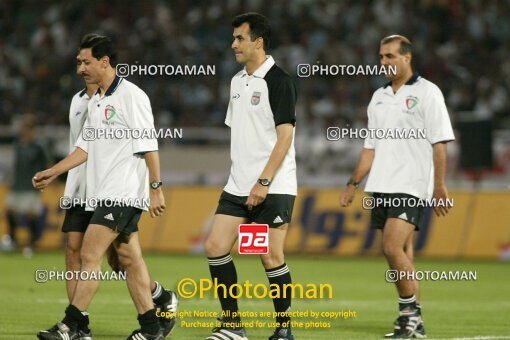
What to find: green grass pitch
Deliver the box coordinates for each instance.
[0,252,509,339]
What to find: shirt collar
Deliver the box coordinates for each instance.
[383,72,420,89]
[241,55,275,78]
[78,88,87,98]
[95,75,123,97]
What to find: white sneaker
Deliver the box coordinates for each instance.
[23,246,34,258]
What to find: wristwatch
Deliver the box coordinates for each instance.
[346,178,360,188]
[150,181,163,189]
[257,178,272,186]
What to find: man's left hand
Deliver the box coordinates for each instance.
[149,188,166,217]
[432,185,450,217]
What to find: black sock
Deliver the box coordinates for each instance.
[62,304,86,332]
[78,311,90,333]
[266,263,292,327]
[152,281,171,306]
[398,295,417,315]
[208,253,239,322]
[416,304,422,316]
[27,217,40,247]
[138,309,160,335]
[6,211,17,245]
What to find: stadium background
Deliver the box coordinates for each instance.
[0,0,509,339]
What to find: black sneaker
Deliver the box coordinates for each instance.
[206,319,248,340]
[127,329,164,340]
[385,320,426,338]
[384,317,400,338]
[77,329,93,340]
[268,326,294,340]
[37,322,79,340]
[384,314,422,338]
[155,290,179,337]
[414,322,426,338]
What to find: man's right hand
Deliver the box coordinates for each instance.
[32,168,58,190]
[339,185,356,207]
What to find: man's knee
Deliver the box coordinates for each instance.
[382,241,402,260]
[203,236,215,255]
[66,234,83,270]
[260,252,284,269]
[66,246,81,270]
[80,247,103,266]
[204,236,229,257]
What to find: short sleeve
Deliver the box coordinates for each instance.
[363,102,375,149]
[225,100,232,127]
[127,89,158,154]
[268,76,297,126]
[423,85,455,144]
[75,130,89,153]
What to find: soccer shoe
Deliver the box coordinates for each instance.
[37,322,79,340]
[384,316,399,338]
[384,314,422,338]
[155,290,179,337]
[22,246,34,258]
[414,322,427,338]
[127,329,164,340]
[77,329,93,340]
[206,322,248,340]
[268,326,294,340]
[0,234,15,252]
[384,317,426,338]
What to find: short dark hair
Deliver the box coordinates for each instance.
[380,35,412,56]
[232,12,271,50]
[79,34,117,67]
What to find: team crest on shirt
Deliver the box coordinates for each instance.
[405,96,418,109]
[403,96,419,114]
[104,105,116,120]
[251,92,261,105]
[102,105,117,125]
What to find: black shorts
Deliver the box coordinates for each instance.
[89,204,142,236]
[62,205,93,233]
[63,205,140,234]
[369,193,424,230]
[215,191,295,228]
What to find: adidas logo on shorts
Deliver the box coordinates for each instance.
[273,216,283,223]
[104,213,115,221]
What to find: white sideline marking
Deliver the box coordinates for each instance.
[431,337,510,340]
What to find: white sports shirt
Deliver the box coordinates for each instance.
[224,56,297,196]
[364,74,455,199]
[76,76,158,210]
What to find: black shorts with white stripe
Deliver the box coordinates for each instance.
[215,191,295,228]
[89,204,141,236]
[370,193,424,230]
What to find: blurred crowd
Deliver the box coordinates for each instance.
[1,0,510,130]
